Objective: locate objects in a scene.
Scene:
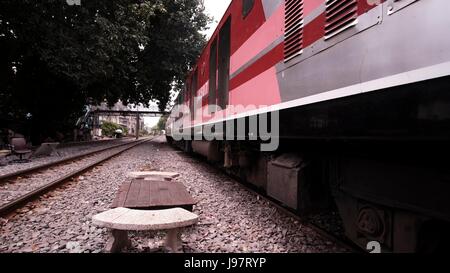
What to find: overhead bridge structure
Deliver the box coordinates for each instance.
[90,109,169,140]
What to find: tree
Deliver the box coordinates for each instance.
[101,121,128,137]
[154,115,168,131]
[0,0,209,143]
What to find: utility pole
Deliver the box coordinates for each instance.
[135,114,140,140]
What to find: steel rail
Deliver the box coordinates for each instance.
[0,138,152,217]
[0,139,137,183]
[56,137,133,149]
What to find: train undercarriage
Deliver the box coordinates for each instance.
[167,76,450,253]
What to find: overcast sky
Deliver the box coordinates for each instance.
[202,0,232,39]
[145,0,232,128]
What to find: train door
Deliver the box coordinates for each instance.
[209,39,218,112]
[218,17,231,110]
[190,69,198,121]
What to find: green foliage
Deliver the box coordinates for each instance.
[0,0,210,143]
[154,115,168,131]
[140,128,149,136]
[100,121,127,137]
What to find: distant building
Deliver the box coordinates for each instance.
[90,102,144,137]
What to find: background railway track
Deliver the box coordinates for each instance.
[0,138,152,217]
[56,138,133,149]
[0,138,137,182]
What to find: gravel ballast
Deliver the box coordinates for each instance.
[0,137,348,253]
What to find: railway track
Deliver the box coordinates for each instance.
[177,151,363,253]
[56,137,133,149]
[226,174,362,253]
[0,138,137,182]
[0,138,152,217]
[246,188,363,253]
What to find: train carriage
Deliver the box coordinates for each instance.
[167,0,450,252]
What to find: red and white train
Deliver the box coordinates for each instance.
[166,0,450,252]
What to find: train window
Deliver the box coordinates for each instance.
[190,69,198,120]
[186,79,191,109]
[209,39,218,112]
[184,81,189,104]
[218,17,231,109]
[242,0,254,18]
[179,88,184,104]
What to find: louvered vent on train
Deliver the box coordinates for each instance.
[284,0,304,62]
[325,0,358,40]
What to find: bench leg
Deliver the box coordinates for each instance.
[165,228,183,253]
[105,230,131,253]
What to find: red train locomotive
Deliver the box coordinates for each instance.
[167,0,450,252]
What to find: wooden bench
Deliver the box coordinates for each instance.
[112,179,197,212]
[92,207,198,253]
